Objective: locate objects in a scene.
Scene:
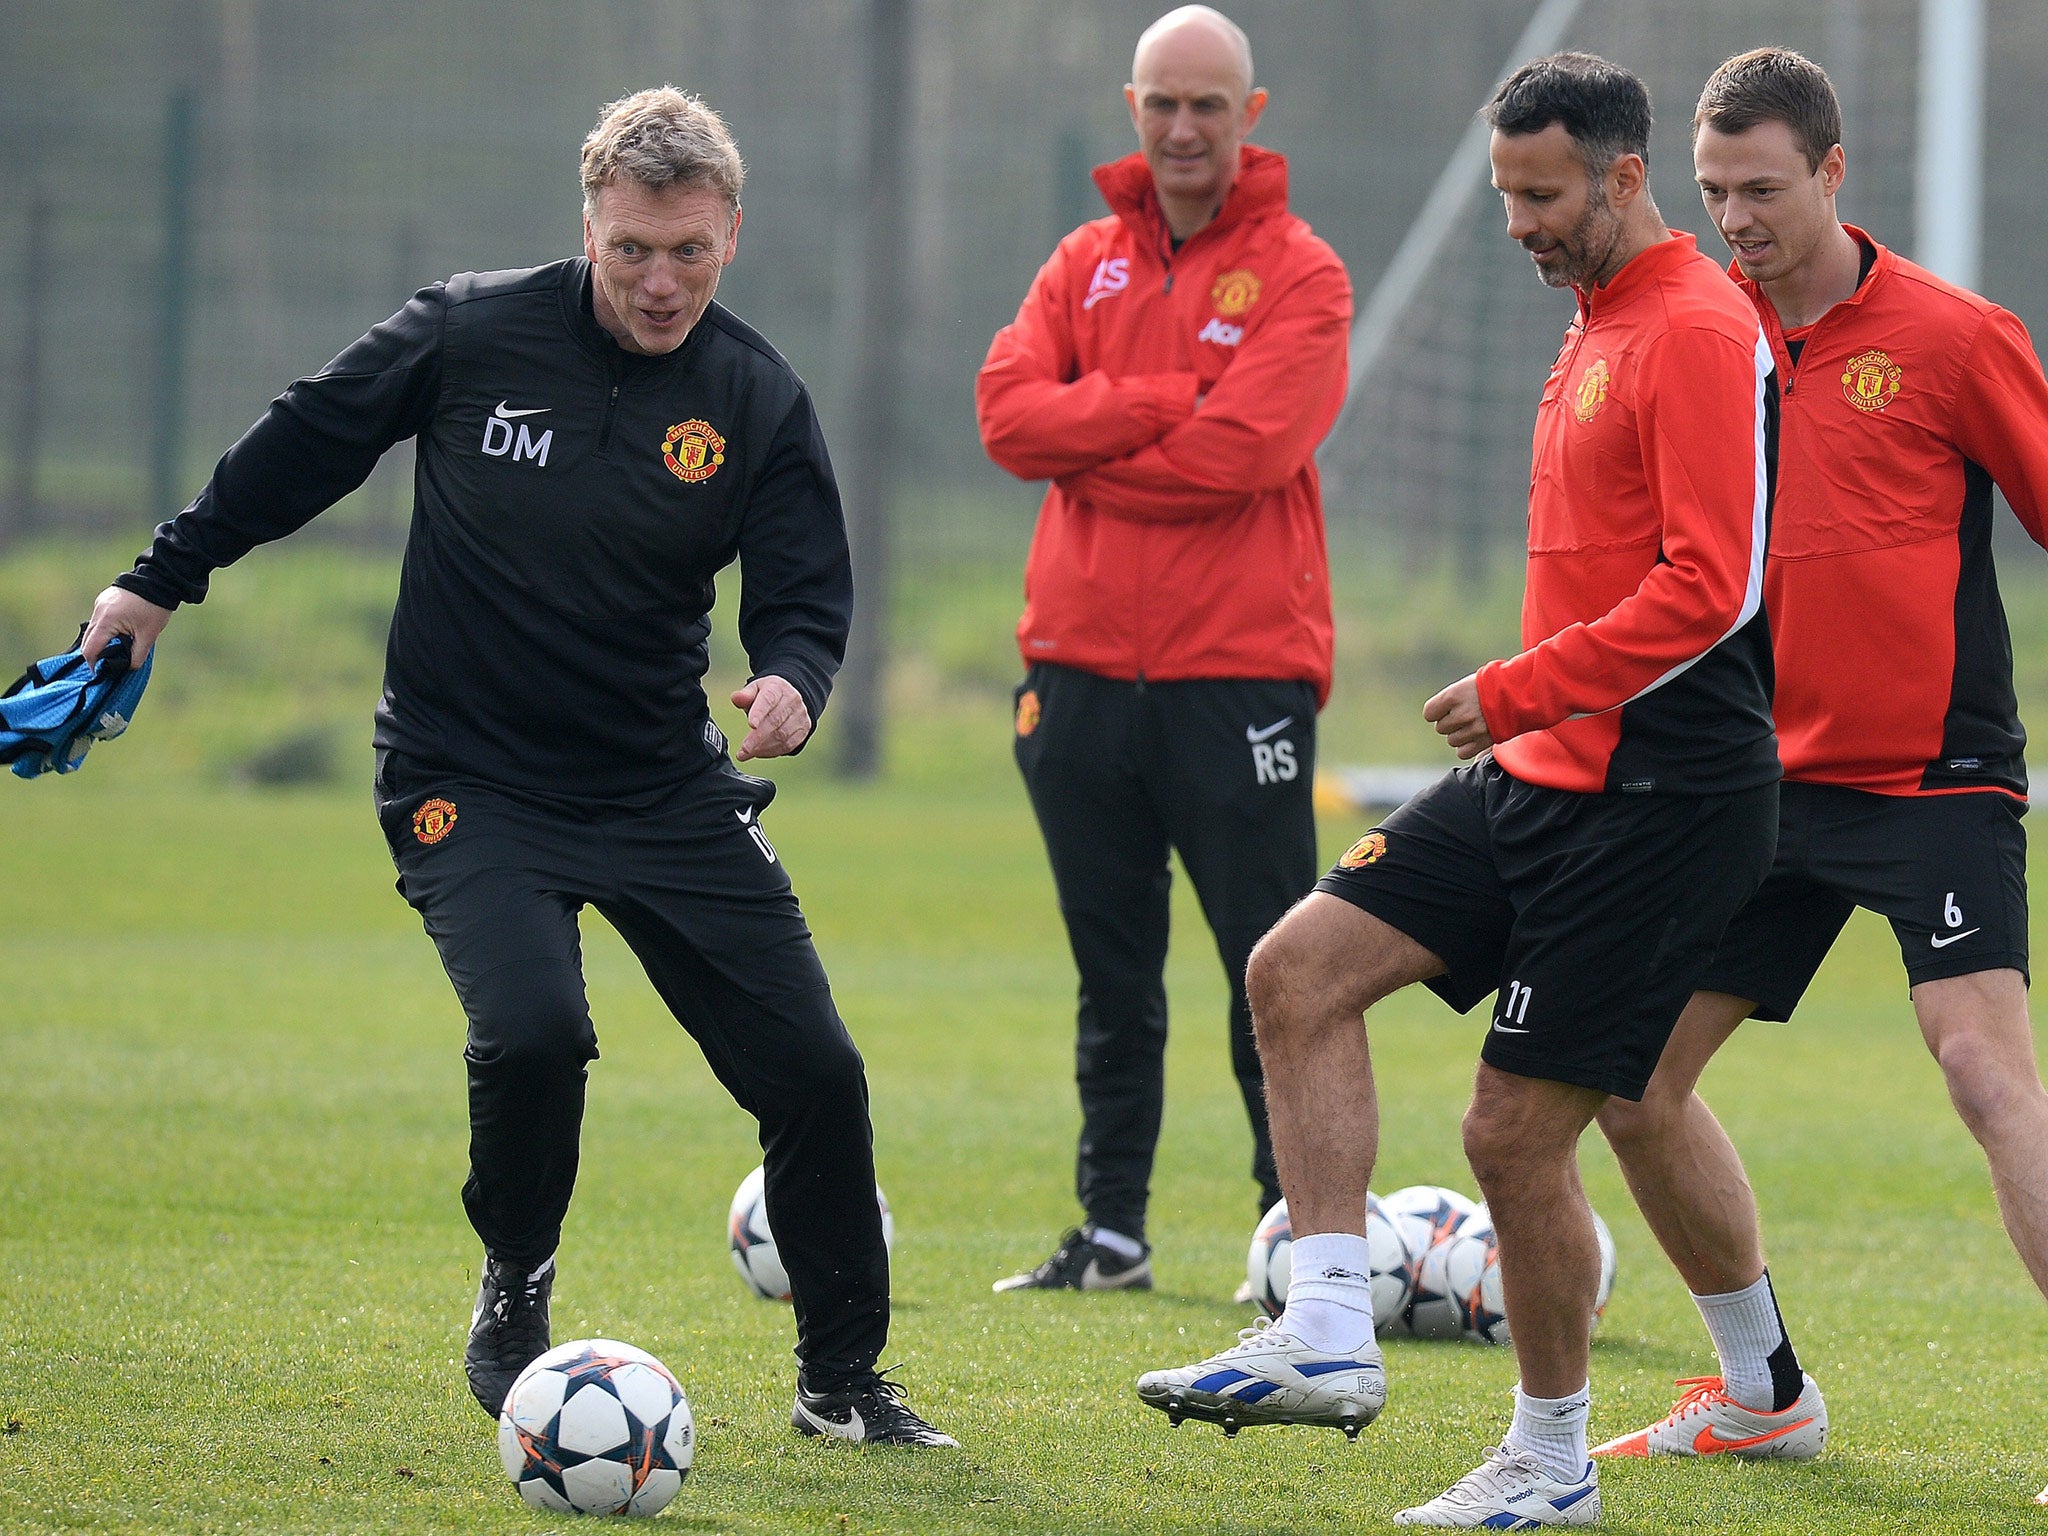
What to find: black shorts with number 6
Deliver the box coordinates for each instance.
[1315,758,1779,1100]
[1696,780,2028,1021]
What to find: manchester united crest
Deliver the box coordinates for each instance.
[1015,688,1041,738]
[412,797,458,845]
[1841,349,1903,413]
[1338,831,1387,869]
[662,419,727,483]
[1210,269,1263,318]
[1573,358,1611,423]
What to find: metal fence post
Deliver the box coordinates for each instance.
[833,0,912,780]
[7,193,51,547]
[151,90,198,523]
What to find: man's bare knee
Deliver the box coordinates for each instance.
[1595,1090,1663,1153]
[1597,1073,1692,1151]
[1917,972,2045,1142]
[1464,1067,1603,1193]
[1243,922,1299,1023]
[1461,1099,1515,1192]
[1937,1029,2034,1139]
[1246,893,1439,1046]
[1462,1092,1542,1193]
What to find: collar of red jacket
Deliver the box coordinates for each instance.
[1725,222,1895,324]
[1574,230,1703,317]
[1092,142,1290,255]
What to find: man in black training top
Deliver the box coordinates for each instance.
[79,87,954,1449]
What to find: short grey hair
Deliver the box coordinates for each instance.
[580,86,744,216]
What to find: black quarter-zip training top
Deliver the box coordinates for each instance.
[115,259,852,801]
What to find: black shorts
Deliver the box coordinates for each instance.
[1699,781,2029,1021]
[1315,758,1778,1100]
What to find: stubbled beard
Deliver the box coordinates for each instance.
[1528,193,1621,289]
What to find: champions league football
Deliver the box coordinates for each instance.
[1248,1195,1419,1329]
[1249,1187,1618,1347]
[497,1340,694,1516]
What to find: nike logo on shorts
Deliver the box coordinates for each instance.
[1246,717,1294,744]
[736,806,756,825]
[1930,928,1981,948]
[1491,1023,1532,1035]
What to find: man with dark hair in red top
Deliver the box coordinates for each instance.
[1140,52,1778,1527]
[1590,50,2048,1495]
[976,5,1350,1295]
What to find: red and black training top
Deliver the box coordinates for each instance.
[1738,228,2048,801]
[1478,233,1780,797]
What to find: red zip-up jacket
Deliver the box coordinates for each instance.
[975,145,1351,702]
[1739,229,2048,800]
[1478,234,1780,796]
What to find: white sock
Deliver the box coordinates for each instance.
[1086,1225,1145,1261]
[1278,1232,1376,1353]
[1504,1382,1590,1483]
[1692,1272,1785,1411]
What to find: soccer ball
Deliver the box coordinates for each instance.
[1380,1185,1480,1338]
[728,1164,893,1301]
[497,1339,693,1516]
[1433,1203,1618,1347]
[1246,1198,1293,1316]
[1592,1207,1617,1318]
[1244,1195,1416,1329]
[1439,1216,1510,1345]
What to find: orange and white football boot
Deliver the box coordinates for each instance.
[1591,1374,1826,1460]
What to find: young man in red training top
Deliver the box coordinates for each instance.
[1590,49,2048,1496]
[976,5,1350,1295]
[1140,54,1778,1527]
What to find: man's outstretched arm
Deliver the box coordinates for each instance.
[87,286,447,661]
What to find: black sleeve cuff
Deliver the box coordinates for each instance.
[111,568,192,612]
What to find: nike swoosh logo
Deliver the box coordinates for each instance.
[1930,928,1981,949]
[1694,1417,1814,1454]
[1246,717,1294,744]
[1492,1023,1531,1034]
[736,807,755,825]
[494,402,551,419]
[799,1400,865,1440]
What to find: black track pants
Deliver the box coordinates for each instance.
[375,750,886,1391]
[1013,663,1320,1238]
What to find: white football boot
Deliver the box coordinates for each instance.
[1135,1317,1385,1439]
[1393,1444,1600,1527]
[1590,1374,1826,1460]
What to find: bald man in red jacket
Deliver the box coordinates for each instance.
[977,4,1351,1294]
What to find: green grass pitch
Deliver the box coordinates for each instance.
[4,553,2048,1531]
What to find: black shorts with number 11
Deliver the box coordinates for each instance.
[1316,758,1778,1100]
